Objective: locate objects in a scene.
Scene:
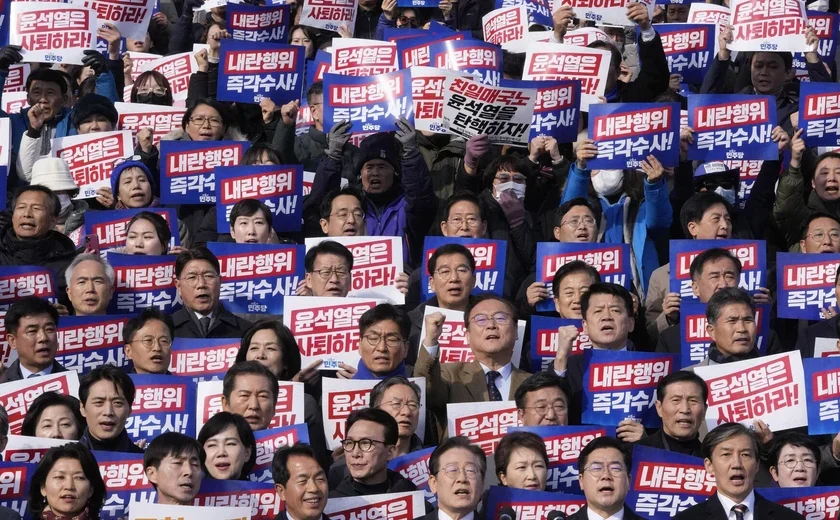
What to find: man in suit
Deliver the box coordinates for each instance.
[415,294,531,437]
[674,422,806,520]
[515,371,572,427]
[635,371,706,457]
[303,240,353,298]
[271,443,331,520]
[221,361,279,431]
[171,247,252,339]
[64,253,114,316]
[0,296,68,382]
[420,436,486,520]
[568,436,645,520]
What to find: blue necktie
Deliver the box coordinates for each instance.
[487,371,502,401]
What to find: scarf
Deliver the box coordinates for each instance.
[353,359,406,380]
[707,343,760,365]
[115,196,161,210]
[41,506,90,520]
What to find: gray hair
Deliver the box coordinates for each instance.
[65,253,116,287]
[701,422,760,461]
[705,287,755,325]
[0,404,8,436]
[370,376,422,408]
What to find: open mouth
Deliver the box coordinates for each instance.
[453,488,470,497]
[447,287,463,296]
[730,473,745,486]
[214,462,231,471]
[598,484,615,495]
[485,333,500,341]
[343,227,358,235]
[600,323,616,333]
[244,238,259,243]
[303,496,323,507]
[575,231,590,240]
[195,294,211,303]
[792,475,808,485]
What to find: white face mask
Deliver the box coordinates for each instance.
[592,169,624,196]
[494,181,526,201]
[714,185,736,205]
[57,193,72,213]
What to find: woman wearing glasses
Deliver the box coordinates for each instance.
[768,433,819,488]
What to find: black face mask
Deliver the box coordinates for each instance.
[135,92,168,105]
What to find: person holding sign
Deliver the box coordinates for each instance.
[124,308,175,375]
[272,443,331,520]
[0,297,68,383]
[569,436,645,520]
[767,433,820,488]
[77,365,143,453]
[794,270,840,358]
[143,432,204,505]
[421,436,487,520]
[28,444,107,520]
[221,361,279,431]
[64,254,114,317]
[635,371,707,457]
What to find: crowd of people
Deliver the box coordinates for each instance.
[0,0,839,518]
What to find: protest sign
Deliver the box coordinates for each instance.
[3,64,30,93]
[107,253,182,314]
[1,91,27,115]
[501,79,581,143]
[305,236,404,303]
[330,38,398,76]
[97,452,153,519]
[218,40,304,104]
[227,3,290,43]
[588,102,680,169]
[523,44,612,110]
[306,49,331,87]
[430,39,503,86]
[448,400,519,454]
[140,52,198,102]
[71,0,154,40]
[536,242,633,312]
[194,476,281,520]
[687,2,729,25]
[759,486,840,518]
[582,350,676,427]
[115,102,184,147]
[127,375,196,444]
[0,460,35,519]
[500,30,555,53]
[627,445,717,519]
[724,159,765,209]
[687,94,777,161]
[728,0,810,53]
[396,33,464,68]
[814,337,840,358]
[125,51,159,81]
[510,425,615,493]
[397,0,440,7]
[56,315,129,374]
[485,487,587,519]
[496,0,551,25]
[322,69,413,134]
[529,316,592,372]
[669,239,767,299]
[799,81,840,147]
[0,265,56,311]
[441,75,536,144]
[483,6,529,46]
[195,380,306,434]
[2,436,70,465]
[159,140,250,205]
[324,492,426,520]
[695,351,807,432]
[680,302,770,367]
[804,357,840,434]
[51,131,133,200]
[657,23,718,85]
[208,243,305,315]
[0,372,80,434]
[215,165,303,233]
[129,501,250,520]
[419,306,526,366]
[247,425,310,483]
[554,0,655,26]
[792,11,839,81]
[170,338,239,381]
[388,447,436,506]
[283,296,386,371]
[0,314,12,368]
[421,237,507,299]
[0,119,7,171]
[411,66,469,134]
[10,3,97,65]
[299,0,357,32]
[85,208,179,253]
[776,252,840,320]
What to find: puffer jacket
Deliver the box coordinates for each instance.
[0,224,77,296]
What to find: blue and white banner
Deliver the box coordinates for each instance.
[657,23,717,85]
[193,479,282,520]
[776,252,840,320]
[396,33,464,67]
[128,374,197,444]
[421,236,507,299]
[0,460,35,520]
[687,94,777,161]
[529,316,592,372]
[56,315,129,374]
[589,102,680,169]
[0,265,56,311]
[85,208,179,253]
[306,49,331,88]
[759,486,840,518]
[247,424,310,483]
[169,338,239,382]
[159,140,250,205]
[97,451,155,520]
[485,486,587,519]
[218,40,304,104]
[323,68,413,134]
[804,357,840,435]
[430,39,503,86]
[501,79,581,143]
[793,11,839,81]
[388,447,436,506]
[215,164,303,233]
[799,81,840,147]
[107,253,181,314]
[669,239,767,299]
[495,0,551,25]
[680,302,769,367]
[226,3,291,43]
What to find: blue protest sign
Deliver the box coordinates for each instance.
[127,374,197,444]
[215,164,304,233]
[687,94,777,161]
[589,102,680,169]
[0,0,10,48]
[194,479,282,520]
[420,237,507,299]
[759,486,840,517]
[159,140,250,205]
[669,239,767,299]
[485,486,587,518]
[96,451,154,520]
[397,0,441,7]
[792,11,840,81]
[529,316,592,372]
[217,40,304,104]
[396,33,465,67]
[581,350,678,427]
[495,0,551,25]
[799,81,840,147]
[656,23,716,85]
[0,460,35,520]
[85,207,180,252]
[430,39,503,86]
[170,337,240,381]
[804,357,840,435]
[106,253,181,314]
[535,242,633,312]
[227,3,291,43]
[501,79,582,143]
[389,447,437,506]
[306,49,331,90]
[0,265,56,311]
[322,69,413,134]
[776,252,840,320]
[207,242,305,315]
[248,424,311,483]
[627,445,716,519]
[56,315,130,374]
[680,302,770,368]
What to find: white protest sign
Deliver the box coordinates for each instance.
[71,0,155,40]
[197,0,241,11]
[523,43,612,110]
[300,0,359,32]
[2,91,28,115]
[51,131,134,200]
[728,0,811,53]
[0,372,80,434]
[419,306,525,367]
[140,52,199,102]
[447,400,520,455]
[302,170,348,195]
[126,50,161,81]
[688,3,730,27]
[330,38,398,76]
[694,351,807,433]
[554,0,655,27]
[10,2,98,65]
[814,337,840,358]
[324,492,426,520]
[500,30,554,53]
[0,119,10,170]
[564,27,612,48]
[115,102,184,147]
[483,6,530,46]
[2,435,73,464]
[3,64,31,93]
[321,377,427,450]
[129,501,250,520]
[411,66,471,135]
[194,380,306,435]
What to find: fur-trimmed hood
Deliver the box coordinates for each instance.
[162,126,249,142]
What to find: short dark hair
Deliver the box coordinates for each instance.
[799,211,840,241]
[123,308,175,345]
[29,444,105,518]
[680,192,733,238]
[175,247,221,278]
[306,80,323,106]
[21,392,84,439]
[482,155,528,188]
[236,321,302,381]
[5,296,59,336]
[127,211,171,254]
[229,199,273,228]
[464,294,516,328]
[442,192,485,222]
[319,186,365,220]
[13,185,61,218]
[689,248,742,281]
[589,40,622,73]
[272,443,321,486]
[706,287,755,325]
[767,432,821,468]
[345,408,398,446]
[815,151,840,172]
[26,67,69,97]
[702,422,760,461]
[130,71,173,105]
[79,364,136,405]
[428,244,475,276]
[243,142,281,166]
[304,240,354,272]
[359,303,411,341]
[551,260,601,299]
[429,436,487,477]
[495,432,548,479]
[556,197,602,229]
[656,371,708,404]
[223,361,280,405]
[144,432,204,473]
[182,98,229,130]
[578,436,631,473]
[197,411,257,478]
[514,371,571,409]
[750,51,792,71]
[370,376,421,408]
[581,282,633,317]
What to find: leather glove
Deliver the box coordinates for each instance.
[0,45,22,72]
[326,121,352,160]
[184,0,204,13]
[498,190,526,228]
[394,117,417,156]
[465,134,491,170]
[82,50,107,76]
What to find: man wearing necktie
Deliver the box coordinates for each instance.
[674,422,806,520]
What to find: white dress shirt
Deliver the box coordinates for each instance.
[423,344,513,399]
[439,510,474,520]
[717,491,755,520]
[587,507,624,520]
[19,363,54,379]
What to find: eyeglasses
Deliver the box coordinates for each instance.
[447,216,481,228]
[137,87,168,96]
[363,332,405,348]
[382,399,420,412]
[189,116,224,127]
[807,230,840,242]
[398,16,419,27]
[438,463,481,480]
[341,438,387,452]
[700,180,735,191]
[584,463,626,477]
[129,337,173,349]
[313,267,350,280]
[523,402,568,416]
[434,266,472,279]
[470,312,512,327]
[330,210,365,222]
[181,272,220,286]
[495,173,527,184]
[779,457,817,469]
[561,216,596,228]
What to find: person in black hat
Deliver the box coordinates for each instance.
[72,93,119,135]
